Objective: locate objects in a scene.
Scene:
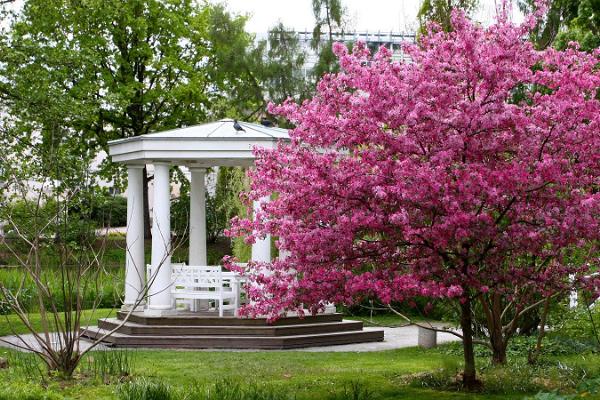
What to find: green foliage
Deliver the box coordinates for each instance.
[0,267,123,315]
[417,0,478,35]
[0,0,273,241]
[410,355,600,395]
[311,0,346,79]
[438,335,597,360]
[548,302,600,347]
[216,167,252,262]
[554,0,600,51]
[261,23,311,107]
[0,197,98,249]
[91,195,128,228]
[171,167,247,246]
[520,0,600,51]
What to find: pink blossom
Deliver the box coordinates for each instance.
[227,8,600,320]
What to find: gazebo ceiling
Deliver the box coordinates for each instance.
[108,119,290,167]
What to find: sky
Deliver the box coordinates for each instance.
[220,0,520,35]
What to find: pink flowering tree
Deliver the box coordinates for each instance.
[227,9,600,387]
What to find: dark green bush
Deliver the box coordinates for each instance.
[91,195,128,228]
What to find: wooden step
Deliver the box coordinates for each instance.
[81,326,384,349]
[98,318,364,337]
[117,311,344,326]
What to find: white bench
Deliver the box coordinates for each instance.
[146,263,246,316]
[171,265,239,317]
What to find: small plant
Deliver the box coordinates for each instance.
[6,351,46,383]
[328,381,373,400]
[117,378,176,400]
[84,349,135,382]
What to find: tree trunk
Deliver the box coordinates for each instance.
[491,338,507,365]
[460,297,479,389]
[143,166,152,240]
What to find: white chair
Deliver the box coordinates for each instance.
[171,265,238,317]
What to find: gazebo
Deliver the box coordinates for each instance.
[82,119,383,349]
[108,118,284,315]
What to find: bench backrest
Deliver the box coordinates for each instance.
[172,265,223,291]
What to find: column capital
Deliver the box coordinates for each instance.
[152,161,171,166]
[189,166,208,172]
[126,164,145,170]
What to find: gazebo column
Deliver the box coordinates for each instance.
[147,162,173,314]
[189,167,208,312]
[251,195,271,263]
[123,165,145,311]
[189,167,207,266]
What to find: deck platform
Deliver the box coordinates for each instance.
[81,312,384,349]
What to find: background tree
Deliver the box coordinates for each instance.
[554,0,600,50]
[228,10,600,388]
[262,23,311,107]
[418,0,478,34]
[0,0,263,239]
[519,0,581,49]
[311,0,346,79]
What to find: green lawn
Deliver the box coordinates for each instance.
[1,310,599,400]
[0,346,543,400]
[0,308,117,337]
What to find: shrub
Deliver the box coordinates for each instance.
[549,303,600,348]
[91,195,128,228]
[83,349,135,382]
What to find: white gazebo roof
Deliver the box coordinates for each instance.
[108,118,290,167]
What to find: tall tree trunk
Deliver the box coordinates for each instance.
[491,336,507,365]
[460,297,479,389]
[143,166,152,240]
[489,293,508,365]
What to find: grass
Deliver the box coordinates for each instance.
[0,346,537,400]
[1,309,600,399]
[0,308,116,337]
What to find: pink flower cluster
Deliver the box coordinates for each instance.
[227,9,600,319]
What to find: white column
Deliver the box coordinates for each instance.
[147,162,173,314]
[251,195,271,262]
[189,168,207,266]
[123,165,145,311]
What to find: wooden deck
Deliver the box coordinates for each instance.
[81,312,384,349]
